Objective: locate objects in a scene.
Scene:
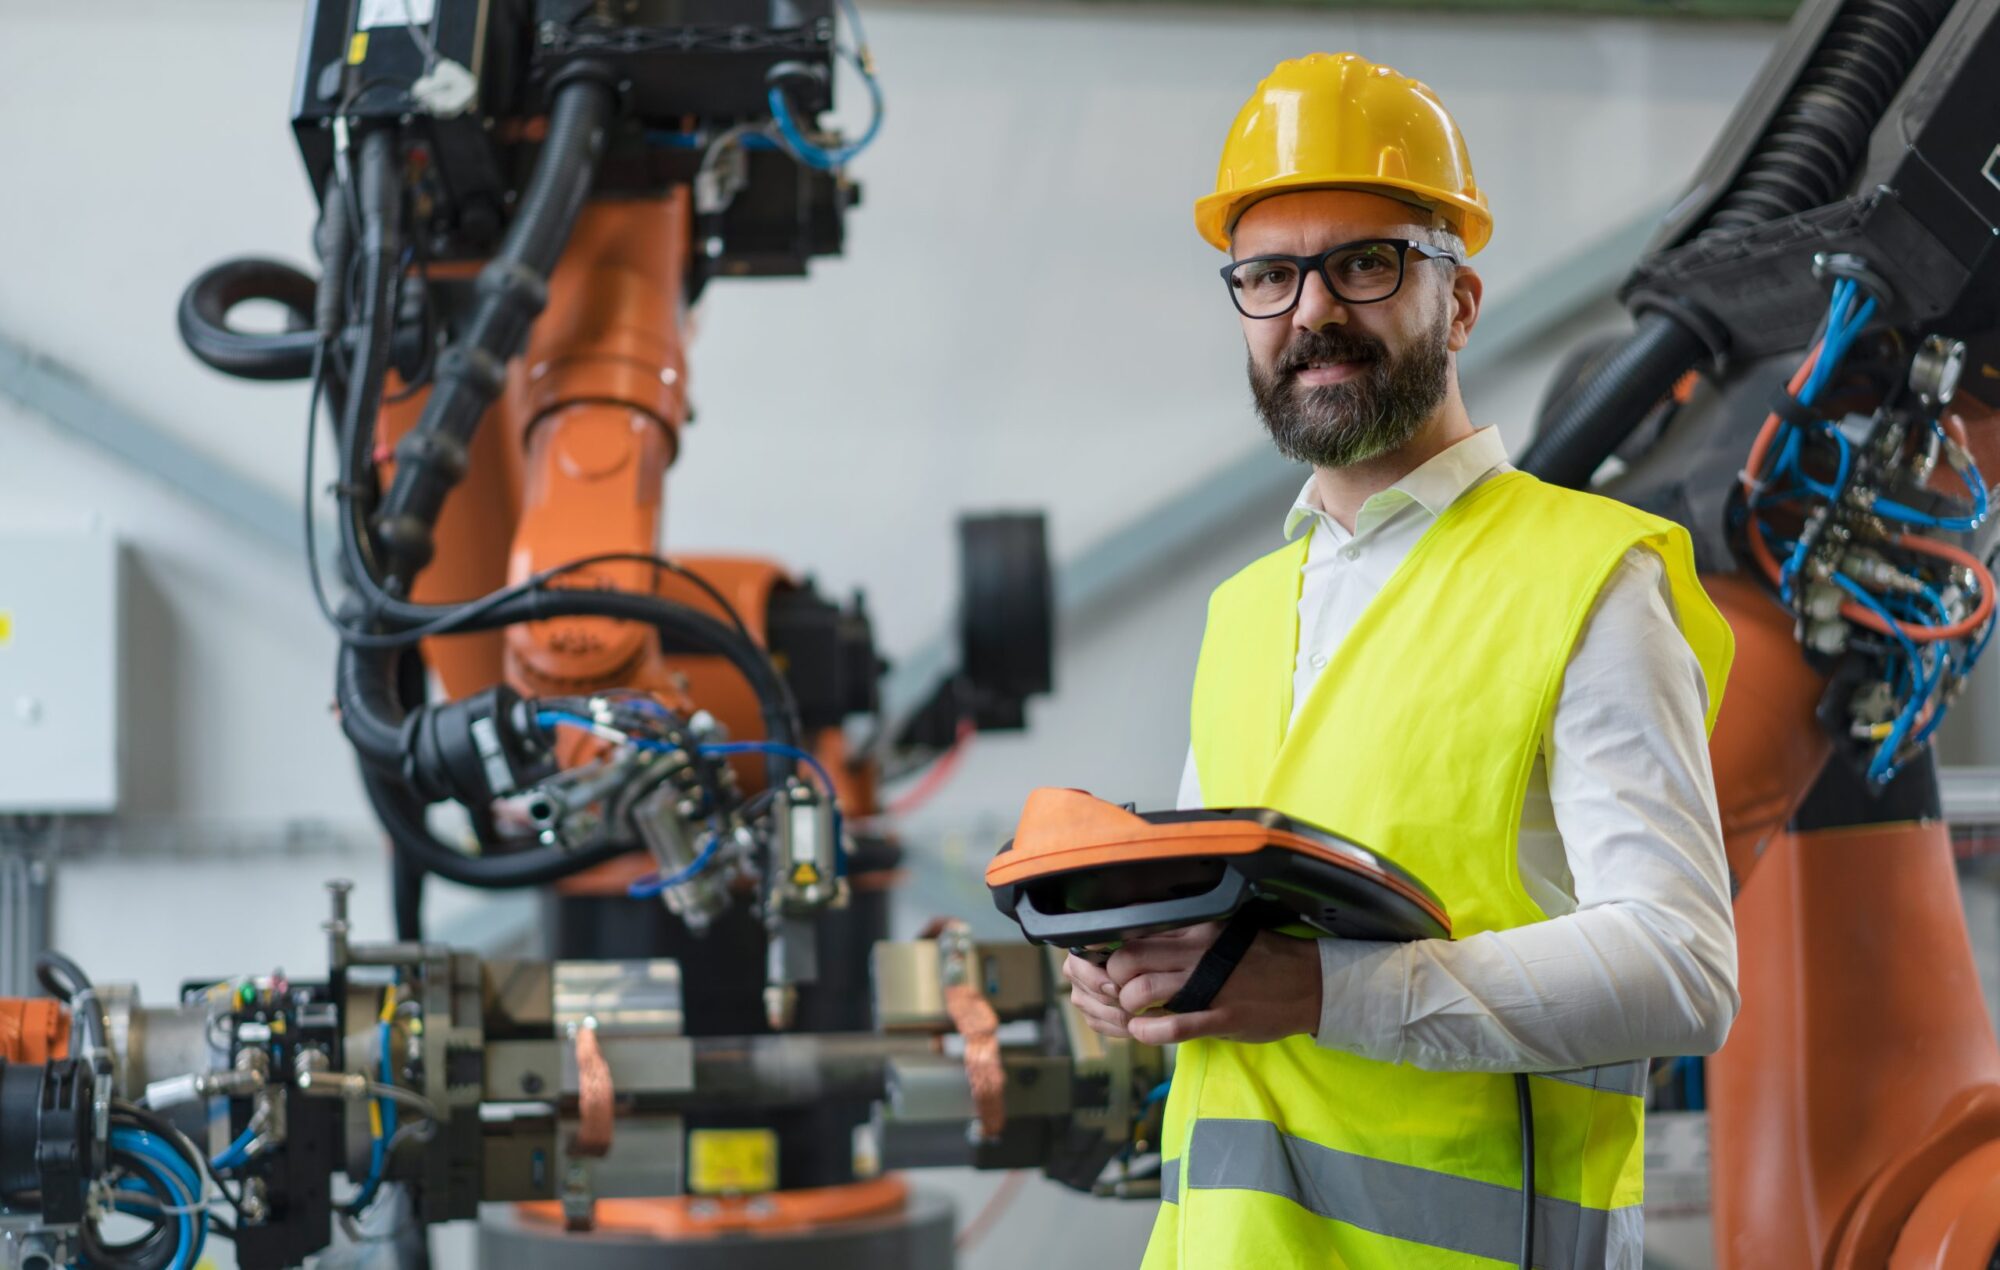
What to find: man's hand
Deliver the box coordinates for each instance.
[1061,923,1321,1046]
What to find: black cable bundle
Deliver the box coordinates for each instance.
[1518,0,1953,489]
[300,68,804,899]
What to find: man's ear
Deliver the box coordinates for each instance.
[1446,267,1483,353]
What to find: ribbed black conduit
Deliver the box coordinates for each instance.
[177,259,321,381]
[370,69,616,586]
[1518,0,1951,488]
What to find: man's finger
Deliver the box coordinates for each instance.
[1105,936,1205,985]
[1069,985,1134,1038]
[1128,1008,1227,1046]
[1117,971,1187,1016]
[1062,953,1120,1002]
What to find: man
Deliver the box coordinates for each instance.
[1061,54,1739,1267]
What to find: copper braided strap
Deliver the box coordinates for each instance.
[921,917,1007,1141]
[945,982,1006,1140]
[572,1023,615,1158]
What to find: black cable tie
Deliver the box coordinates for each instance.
[1164,907,1266,1014]
[1769,388,1819,428]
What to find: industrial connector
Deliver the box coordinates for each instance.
[295,1069,374,1102]
[1842,551,1925,594]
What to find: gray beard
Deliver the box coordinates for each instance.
[1248,309,1452,469]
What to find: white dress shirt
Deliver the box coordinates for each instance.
[1177,426,1739,1072]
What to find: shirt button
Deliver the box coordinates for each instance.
[1310,653,1328,670]
[1341,545,1360,561]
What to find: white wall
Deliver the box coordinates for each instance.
[0,2,1795,1265]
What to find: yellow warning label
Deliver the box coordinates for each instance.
[0,612,10,646]
[791,862,820,887]
[688,1129,778,1195]
[348,32,370,64]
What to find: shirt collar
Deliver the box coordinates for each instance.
[1284,426,1510,540]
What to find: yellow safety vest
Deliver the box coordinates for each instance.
[1148,470,1732,1269]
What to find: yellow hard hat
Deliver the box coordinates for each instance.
[1195,52,1492,256]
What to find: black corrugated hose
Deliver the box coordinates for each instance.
[1519,0,1951,488]
[369,67,617,586]
[1704,0,1951,236]
[176,258,320,381]
[1515,311,1712,489]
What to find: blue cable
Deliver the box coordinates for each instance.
[1868,494,1986,532]
[111,1128,202,1270]
[644,129,783,151]
[350,1001,400,1215]
[1796,280,1849,406]
[1785,425,1853,503]
[537,709,688,756]
[1834,574,1929,781]
[766,46,885,172]
[1870,426,1988,530]
[835,0,871,51]
[699,742,847,874]
[698,741,838,803]
[1801,282,1875,407]
[210,1124,256,1172]
[1780,535,1812,604]
[627,831,723,899]
[534,717,850,890]
[116,1130,204,1221]
[536,709,612,738]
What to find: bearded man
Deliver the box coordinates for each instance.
[1061,53,1740,1268]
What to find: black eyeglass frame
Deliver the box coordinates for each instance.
[1219,238,1462,319]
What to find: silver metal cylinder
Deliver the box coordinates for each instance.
[632,786,732,932]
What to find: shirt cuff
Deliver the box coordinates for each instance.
[1315,938,1410,1063]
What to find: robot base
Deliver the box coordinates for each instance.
[476,1187,957,1270]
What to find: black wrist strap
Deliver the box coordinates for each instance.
[1164,907,1265,1014]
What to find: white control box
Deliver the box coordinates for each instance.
[0,531,120,812]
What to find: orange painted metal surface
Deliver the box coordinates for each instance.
[1710,821,2000,1269]
[0,999,68,1062]
[503,195,691,699]
[514,1175,910,1238]
[1703,571,1833,885]
[1889,1136,2000,1269]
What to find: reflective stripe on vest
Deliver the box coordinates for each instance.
[1159,470,1734,1269]
[1172,1118,1642,1266]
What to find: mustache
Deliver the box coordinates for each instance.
[1276,328,1386,377]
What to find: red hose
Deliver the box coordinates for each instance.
[886,718,976,818]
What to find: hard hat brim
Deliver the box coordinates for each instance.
[1195,176,1492,257]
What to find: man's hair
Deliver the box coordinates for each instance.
[1225,196,1469,268]
[1423,219,1468,262]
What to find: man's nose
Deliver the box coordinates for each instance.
[1292,267,1350,333]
